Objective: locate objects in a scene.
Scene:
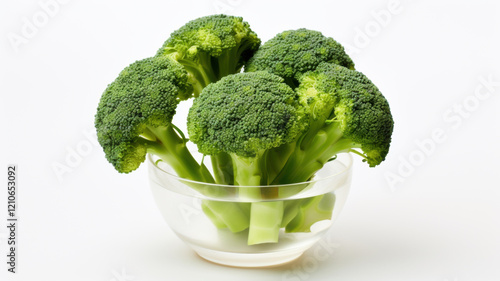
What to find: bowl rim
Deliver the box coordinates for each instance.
[147,152,353,189]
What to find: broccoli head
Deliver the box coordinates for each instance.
[298,62,394,167]
[246,28,354,88]
[157,14,261,94]
[95,56,192,173]
[188,71,303,159]
[272,62,393,184]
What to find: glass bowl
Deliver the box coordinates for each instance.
[148,153,353,267]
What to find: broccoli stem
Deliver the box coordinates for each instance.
[271,122,346,185]
[265,142,296,186]
[145,125,250,233]
[210,152,234,185]
[247,201,284,245]
[203,200,251,233]
[268,122,351,234]
[216,46,243,79]
[146,126,214,182]
[231,155,264,197]
[177,59,213,91]
[285,193,336,233]
[214,37,259,80]
[231,153,284,245]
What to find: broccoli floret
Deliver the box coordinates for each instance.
[188,71,302,159]
[188,71,305,245]
[272,62,394,184]
[95,56,200,175]
[157,14,261,96]
[95,56,251,233]
[246,28,354,88]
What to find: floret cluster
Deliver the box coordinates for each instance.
[95,15,394,245]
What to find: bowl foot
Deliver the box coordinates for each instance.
[191,245,306,268]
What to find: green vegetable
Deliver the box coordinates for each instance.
[246,28,355,88]
[94,56,200,177]
[95,15,261,233]
[187,71,304,244]
[271,62,394,185]
[95,15,394,246]
[156,14,261,96]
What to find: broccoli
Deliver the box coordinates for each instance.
[265,62,394,233]
[188,71,305,244]
[271,62,394,185]
[95,15,264,235]
[157,14,261,96]
[94,56,250,233]
[186,64,394,241]
[94,15,394,248]
[245,28,354,88]
[94,56,207,177]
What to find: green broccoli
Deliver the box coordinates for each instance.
[94,56,250,233]
[94,15,395,248]
[245,28,354,88]
[157,14,261,96]
[265,62,394,232]
[272,62,394,185]
[94,56,207,178]
[188,71,305,244]
[186,63,394,242]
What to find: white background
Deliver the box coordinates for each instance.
[1,0,500,280]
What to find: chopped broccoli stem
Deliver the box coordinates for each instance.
[247,201,284,245]
[142,126,252,233]
[202,200,251,232]
[285,194,336,233]
[201,203,227,229]
[280,199,302,228]
[230,152,287,245]
[231,154,264,198]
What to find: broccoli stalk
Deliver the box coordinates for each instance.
[229,153,285,245]
[142,125,214,182]
[285,193,336,233]
[270,122,349,184]
[210,152,234,185]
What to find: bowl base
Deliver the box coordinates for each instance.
[191,245,305,268]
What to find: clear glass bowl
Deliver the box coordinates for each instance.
[148,153,353,267]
